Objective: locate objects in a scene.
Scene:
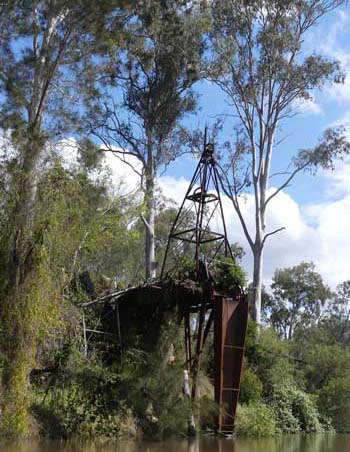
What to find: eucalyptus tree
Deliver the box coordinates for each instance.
[323,281,350,344]
[0,0,130,434]
[93,1,205,279]
[208,0,350,324]
[266,262,331,340]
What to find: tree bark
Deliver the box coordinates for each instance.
[144,168,156,279]
[252,245,263,325]
[7,138,41,288]
[1,137,43,435]
[2,44,48,431]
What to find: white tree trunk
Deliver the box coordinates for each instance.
[183,370,196,435]
[145,173,156,279]
[252,245,263,325]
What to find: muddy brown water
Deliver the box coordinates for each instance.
[0,434,349,452]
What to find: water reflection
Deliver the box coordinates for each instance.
[0,434,347,452]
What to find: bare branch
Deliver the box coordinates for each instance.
[217,163,254,250]
[262,227,286,248]
[140,212,151,231]
[264,161,309,208]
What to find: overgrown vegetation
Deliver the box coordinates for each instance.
[0,0,349,440]
[236,269,350,436]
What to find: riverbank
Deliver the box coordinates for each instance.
[20,322,343,440]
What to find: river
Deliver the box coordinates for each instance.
[0,434,349,452]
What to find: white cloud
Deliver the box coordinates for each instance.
[161,176,350,287]
[214,190,321,286]
[51,138,79,169]
[103,152,142,196]
[157,169,350,289]
[316,113,350,199]
[305,196,350,286]
[98,150,350,289]
[325,77,350,105]
[306,8,350,64]
[53,141,143,198]
[219,187,350,289]
[158,175,190,203]
[305,8,350,106]
[321,157,350,199]
[293,97,323,116]
[329,111,350,139]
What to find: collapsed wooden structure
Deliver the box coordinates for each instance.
[82,135,249,433]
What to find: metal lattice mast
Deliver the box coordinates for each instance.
[160,133,233,280]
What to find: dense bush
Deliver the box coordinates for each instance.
[33,360,138,438]
[239,367,263,405]
[235,402,276,436]
[318,375,350,432]
[253,329,296,388]
[214,257,247,291]
[269,384,322,433]
[241,324,328,436]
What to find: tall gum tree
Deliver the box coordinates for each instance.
[92,1,205,279]
[0,0,129,434]
[207,0,350,325]
[265,262,331,340]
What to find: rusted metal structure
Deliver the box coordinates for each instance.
[161,134,249,433]
[81,133,248,434]
[161,135,232,280]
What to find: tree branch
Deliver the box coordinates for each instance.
[262,227,286,248]
[264,161,309,208]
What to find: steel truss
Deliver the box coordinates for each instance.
[161,133,249,433]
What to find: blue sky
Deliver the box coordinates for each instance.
[167,5,350,207]
[100,4,350,289]
[4,2,350,289]
[152,5,350,288]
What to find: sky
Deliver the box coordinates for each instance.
[103,5,350,290]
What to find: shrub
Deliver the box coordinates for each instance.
[33,361,137,438]
[254,329,295,388]
[214,257,246,291]
[239,367,263,404]
[318,375,350,432]
[269,384,322,433]
[292,389,322,433]
[235,402,276,436]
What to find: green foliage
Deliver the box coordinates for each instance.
[168,245,247,293]
[240,324,328,435]
[266,262,331,339]
[294,342,350,393]
[291,324,350,433]
[214,257,246,291]
[34,323,194,439]
[0,245,63,436]
[1,0,349,440]
[108,1,205,144]
[318,375,350,432]
[239,367,263,405]
[269,383,322,434]
[0,155,144,436]
[320,280,350,345]
[123,324,191,438]
[0,353,32,437]
[0,2,130,433]
[235,402,276,436]
[250,328,295,388]
[35,360,138,438]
